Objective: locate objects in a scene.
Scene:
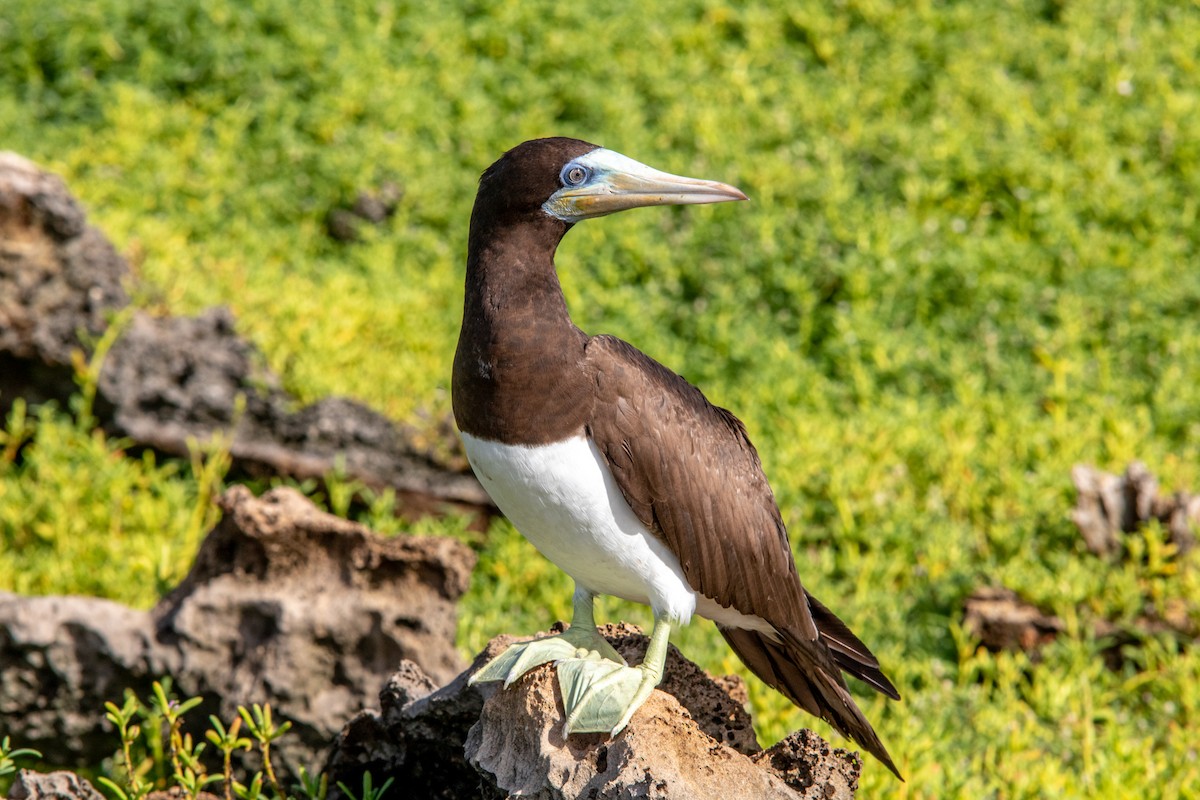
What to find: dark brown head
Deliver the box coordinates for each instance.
[469,137,748,247]
[455,139,747,442]
[472,138,601,229]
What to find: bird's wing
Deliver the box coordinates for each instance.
[583,334,814,634]
[583,334,898,694]
[584,334,901,777]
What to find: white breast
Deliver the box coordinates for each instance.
[461,432,697,624]
[461,432,779,637]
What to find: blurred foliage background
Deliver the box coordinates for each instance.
[2,0,1199,797]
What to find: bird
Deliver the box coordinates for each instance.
[453,137,901,778]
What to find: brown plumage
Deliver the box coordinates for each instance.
[585,335,901,777]
[453,138,901,778]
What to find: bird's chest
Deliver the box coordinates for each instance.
[452,327,591,444]
[459,432,692,614]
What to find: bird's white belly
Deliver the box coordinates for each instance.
[460,432,698,624]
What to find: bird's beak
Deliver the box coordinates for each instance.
[543,148,747,222]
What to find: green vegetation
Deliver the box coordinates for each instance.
[95,681,329,800]
[0,737,42,781]
[2,1,1198,797]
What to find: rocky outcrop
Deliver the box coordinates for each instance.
[964,584,1195,669]
[0,152,129,411]
[326,627,862,800]
[0,153,129,365]
[0,487,475,774]
[325,182,404,243]
[0,151,491,522]
[6,770,107,800]
[1072,461,1198,557]
[0,596,170,764]
[962,587,1064,656]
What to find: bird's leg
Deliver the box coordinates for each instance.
[469,584,626,688]
[558,614,673,736]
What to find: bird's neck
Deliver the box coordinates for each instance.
[463,216,575,332]
[453,214,592,444]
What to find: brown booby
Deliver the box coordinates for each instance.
[454,137,901,778]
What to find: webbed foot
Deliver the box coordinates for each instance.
[557,655,662,735]
[469,623,625,688]
[472,584,674,738]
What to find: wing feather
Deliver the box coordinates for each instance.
[584,334,810,630]
[583,334,901,776]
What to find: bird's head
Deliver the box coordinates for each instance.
[474,137,747,230]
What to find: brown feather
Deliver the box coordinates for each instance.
[586,335,812,629]
[721,627,902,780]
[806,591,900,700]
[584,334,901,777]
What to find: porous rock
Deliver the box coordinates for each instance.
[6,770,106,800]
[751,729,861,798]
[155,485,475,773]
[1072,461,1198,557]
[962,584,1197,670]
[0,152,128,363]
[962,587,1064,655]
[0,152,129,406]
[326,628,861,800]
[0,487,475,775]
[0,151,490,521]
[0,594,175,763]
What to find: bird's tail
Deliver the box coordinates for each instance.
[720,625,902,780]
[804,590,901,701]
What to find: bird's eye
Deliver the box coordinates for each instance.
[561,164,589,186]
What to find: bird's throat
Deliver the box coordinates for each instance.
[453,218,591,444]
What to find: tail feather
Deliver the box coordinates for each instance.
[805,591,901,700]
[720,625,902,780]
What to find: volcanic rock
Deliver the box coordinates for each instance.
[0,151,490,522]
[6,770,106,800]
[326,628,861,799]
[0,487,475,774]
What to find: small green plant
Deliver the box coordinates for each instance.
[96,684,353,800]
[238,704,292,800]
[294,767,328,800]
[206,716,252,800]
[335,773,393,800]
[97,693,151,800]
[0,398,33,464]
[69,307,133,434]
[0,736,42,779]
[233,772,265,800]
[150,680,205,783]
[99,680,220,800]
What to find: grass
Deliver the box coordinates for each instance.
[2,1,1199,797]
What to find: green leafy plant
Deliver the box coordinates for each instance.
[207,716,252,800]
[96,685,348,800]
[0,736,42,779]
[97,693,150,800]
[293,767,327,800]
[150,680,205,783]
[0,398,33,465]
[238,704,292,800]
[69,307,134,433]
[232,772,265,800]
[335,773,393,800]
